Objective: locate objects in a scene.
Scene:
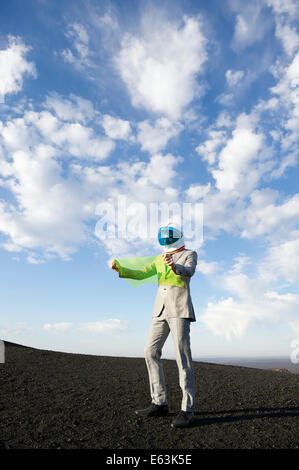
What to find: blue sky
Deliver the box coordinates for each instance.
[0,0,298,360]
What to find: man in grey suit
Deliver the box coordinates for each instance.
[112,224,197,428]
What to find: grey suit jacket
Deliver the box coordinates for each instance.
[153,249,197,322]
[118,248,198,322]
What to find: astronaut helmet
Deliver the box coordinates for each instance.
[158,223,185,253]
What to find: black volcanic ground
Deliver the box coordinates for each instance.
[0,341,298,449]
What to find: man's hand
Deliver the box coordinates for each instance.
[162,253,176,273]
[111,259,120,273]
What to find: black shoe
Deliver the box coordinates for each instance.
[171,410,194,428]
[135,403,169,417]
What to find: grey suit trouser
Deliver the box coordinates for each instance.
[144,306,195,412]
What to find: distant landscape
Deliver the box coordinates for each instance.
[194,357,299,374]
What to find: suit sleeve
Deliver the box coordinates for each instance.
[174,251,197,277]
[115,260,157,280]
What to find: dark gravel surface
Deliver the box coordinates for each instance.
[0,341,298,449]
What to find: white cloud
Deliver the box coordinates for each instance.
[225,69,244,87]
[216,93,235,107]
[196,260,219,275]
[275,22,299,56]
[92,153,182,258]
[43,322,73,332]
[61,123,115,160]
[192,99,298,241]
[45,93,94,122]
[265,0,299,57]
[231,0,271,49]
[62,23,91,69]
[43,319,126,334]
[0,145,88,259]
[185,183,211,201]
[201,297,253,340]
[0,36,36,100]
[215,112,234,129]
[97,12,119,31]
[80,318,126,333]
[0,109,114,163]
[265,0,299,17]
[141,153,182,187]
[200,177,299,244]
[115,15,207,119]
[196,130,227,165]
[201,257,299,340]
[286,51,299,82]
[268,52,299,154]
[27,255,45,264]
[230,254,251,273]
[0,322,32,337]
[241,190,299,239]
[196,189,239,237]
[137,118,183,154]
[290,320,299,336]
[201,292,299,340]
[211,114,268,196]
[0,96,117,259]
[102,114,132,140]
[0,93,184,260]
[258,236,299,283]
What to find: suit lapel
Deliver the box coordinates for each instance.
[173,249,187,264]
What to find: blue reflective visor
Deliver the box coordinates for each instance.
[158,226,182,246]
